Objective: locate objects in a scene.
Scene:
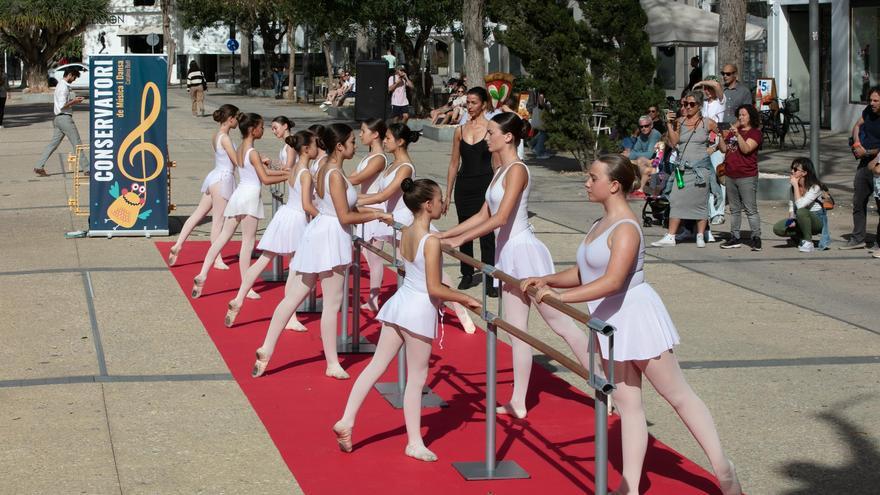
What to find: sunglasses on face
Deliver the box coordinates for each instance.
[790,168,803,173]
[682,102,698,108]
[648,109,657,113]
[639,124,651,129]
[721,71,735,76]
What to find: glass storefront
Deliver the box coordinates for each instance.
[850,1,880,104]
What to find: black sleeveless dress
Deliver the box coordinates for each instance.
[454,137,495,277]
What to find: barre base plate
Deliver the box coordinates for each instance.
[452,460,530,480]
[374,382,447,409]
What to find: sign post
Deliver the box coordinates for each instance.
[88,55,169,237]
[227,38,239,84]
[146,33,160,54]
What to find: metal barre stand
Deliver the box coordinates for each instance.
[372,224,446,408]
[338,228,375,353]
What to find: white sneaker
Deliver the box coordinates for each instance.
[651,233,676,247]
[798,240,814,253]
[707,231,716,242]
[696,234,706,248]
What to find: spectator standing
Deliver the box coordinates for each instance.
[0,72,9,129]
[871,155,880,257]
[381,48,396,69]
[625,115,662,197]
[841,87,880,249]
[33,67,85,177]
[388,65,414,124]
[685,56,702,92]
[718,104,763,250]
[694,79,726,124]
[187,60,207,117]
[530,93,551,159]
[720,64,753,127]
[272,64,284,99]
[773,158,827,253]
[647,106,666,135]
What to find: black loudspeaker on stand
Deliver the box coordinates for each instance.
[355,61,389,121]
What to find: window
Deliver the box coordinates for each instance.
[655,46,676,91]
[850,1,880,104]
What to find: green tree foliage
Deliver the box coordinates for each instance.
[580,0,664,145]
[489,0,595,168]
[0,0,110,91]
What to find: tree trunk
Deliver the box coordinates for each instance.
[287,26,296,101]
[161,0,175,84]
[462,0,486,88]
[240,29,251,91]
[355,25,370,63]
[26,62,49,93]
[321,34,334,78]
[717,0,746,76]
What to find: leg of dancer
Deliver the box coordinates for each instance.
[191,215,241,297]
[209,191,231,269]
[224,251,306,330]
[169,184,231,269]
[361,239,386,312]
[237,215,261,300]
[253,270,316,377]
[318,266,348,378]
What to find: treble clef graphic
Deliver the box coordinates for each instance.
[117,82,164,184]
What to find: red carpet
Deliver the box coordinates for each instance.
[157,241,727,494]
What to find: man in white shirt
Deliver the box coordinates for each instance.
[381,48,396,70]
[34,67,85,176]
[388,65,413,123]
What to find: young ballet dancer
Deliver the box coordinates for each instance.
[358,123,476,333]
[270,115,296,170]
[190,113,290,299]
[333,178,481,462]
[346,118,389,312]
[520,154,742,495]
[168,104,240,268]
[439,113,591,419]
[307,123,327,177]
[252,124,394,380]
[224,130,320,329]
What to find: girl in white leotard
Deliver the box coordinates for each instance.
[333,178,481,462]
[190,113,290,299]
[346,118,389,312]
[252,124,394,380]
[168,104,240,269]
[521,154,742,495]
[440,113,591,420]
[269,116,296,171]
[359,123,477,333]
[224,130,320,329]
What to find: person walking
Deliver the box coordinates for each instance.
[0,72,10,129]
[841,86,880,249]
[187,60,207,117]
[34,66,85,177]
[717,104,763,250]
[521,154,742,495]
[444,87,496,293]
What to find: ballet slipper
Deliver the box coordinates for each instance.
[404,444,438,462]
[451,302,476,334]
[168,246,180,266]
[213,258,230,270]
[495,403,527,419]
[325,364,350,380]
[717,459,743,495]
[224,300,241,328]
[360,300,379,313]
[191,276,206,299]
[284,317,308,332]
[252,348,270,378]
[246,289,261,300]
[332,421,353,453]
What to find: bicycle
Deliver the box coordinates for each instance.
[760,95,807,150]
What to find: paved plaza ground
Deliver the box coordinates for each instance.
[1,88,879,494]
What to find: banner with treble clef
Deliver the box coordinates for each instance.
[88,55,168,236]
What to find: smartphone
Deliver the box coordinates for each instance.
[717,122,731,131]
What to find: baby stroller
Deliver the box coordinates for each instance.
[641,149,671,228]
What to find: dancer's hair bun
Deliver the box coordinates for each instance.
[400,177,415,193]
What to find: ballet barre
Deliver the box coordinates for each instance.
[346,222,616,493]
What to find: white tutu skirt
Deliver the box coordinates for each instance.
[591,283,680,361]
[376,286,439,339]
[223,184,264,219]
[257,205,308,255]
[496,229,556,280]
[291,214,352,273]
[201,169,235,200]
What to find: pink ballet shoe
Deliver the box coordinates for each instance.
[325,364,350,380]
[191,276,206,298]
[405,444,438,462]
[168,246,180,266]
[332,421,353,453]
[224,301,241,328]
[252,348,270,378]
[213,258,230,270]
[246,289,261,300]
[717,459,743,495]
[360,300,379,313]
[451,302,476,334]
[495,403,527,419]
[285,317,308,332]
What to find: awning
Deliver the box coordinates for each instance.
[116,25,163,36]
[640,0,765,47]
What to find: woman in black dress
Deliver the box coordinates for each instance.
[444,87,497,293]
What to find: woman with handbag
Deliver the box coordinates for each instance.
[772,158,827,253]
[717,105,763,251]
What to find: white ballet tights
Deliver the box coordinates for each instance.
[259,266,347,369]
[172,184,228,251]
[500,283,591,414]
[609,350,731,495]
[362,239,386,307]
[230,252,302,326]
[195,213,258,281]
[338,324,432,447]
